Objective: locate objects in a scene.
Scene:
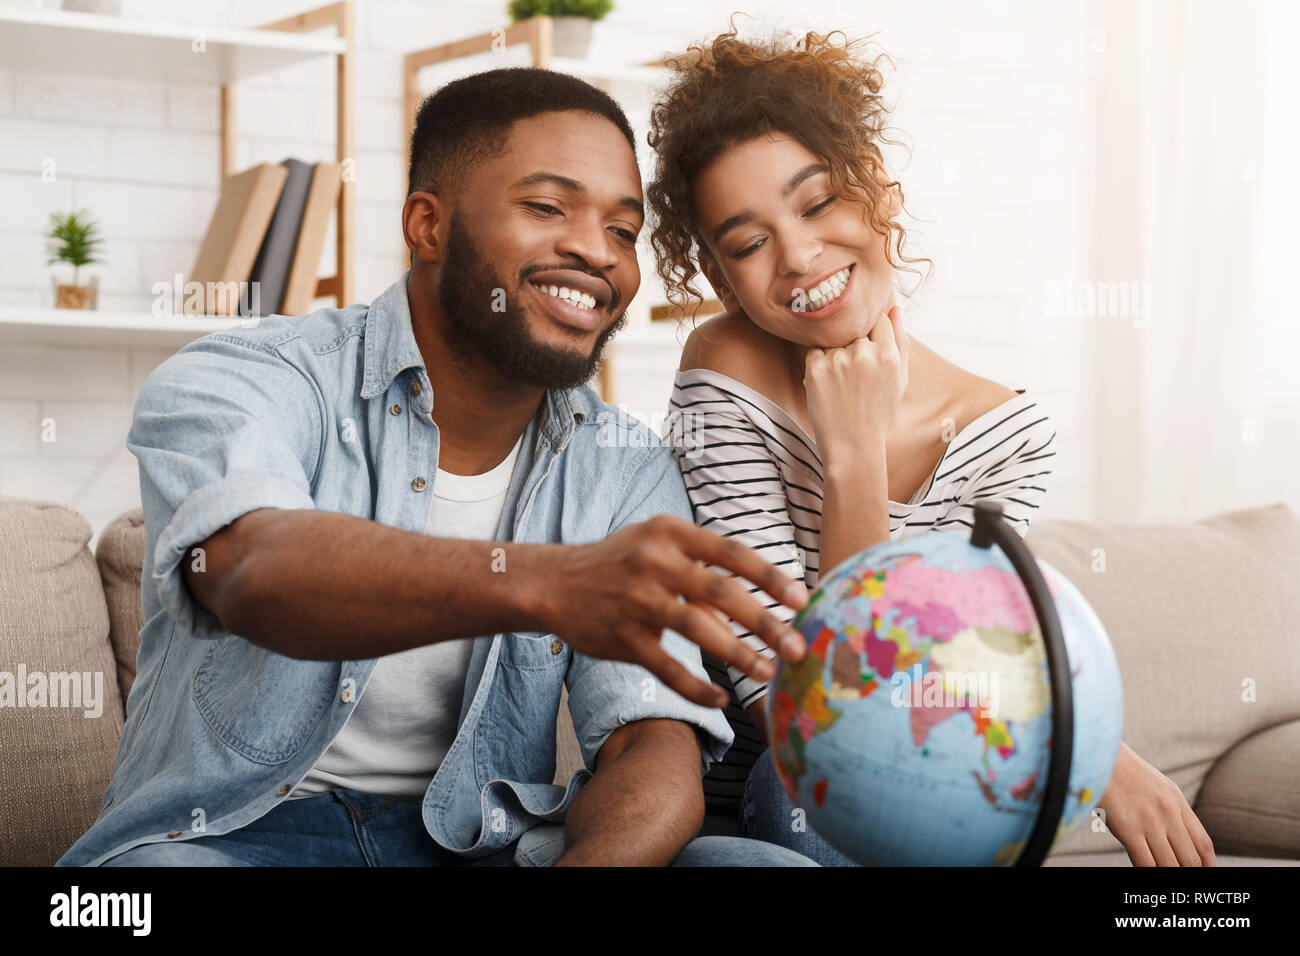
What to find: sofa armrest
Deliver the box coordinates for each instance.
[1193,718,1300,860]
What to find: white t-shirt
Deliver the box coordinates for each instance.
[289,431,525,800]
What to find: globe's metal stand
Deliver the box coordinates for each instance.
[969,501,1075,867]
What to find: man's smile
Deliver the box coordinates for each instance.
[527,280,602,332]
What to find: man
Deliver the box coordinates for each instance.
[57,68,815,867]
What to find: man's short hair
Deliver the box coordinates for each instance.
[407,67,638,200]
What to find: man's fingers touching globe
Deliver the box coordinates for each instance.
[673,598,779,685]
[660,516,809,662]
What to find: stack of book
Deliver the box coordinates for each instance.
[188,159,341,317]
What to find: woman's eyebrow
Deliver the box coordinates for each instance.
[711,163,830,244]
[510,170,644,219]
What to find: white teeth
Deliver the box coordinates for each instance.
[792,267,851,309]
[536,283,597,310]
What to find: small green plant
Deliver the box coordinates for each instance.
[507,0,614,22]
[45,209,105,286]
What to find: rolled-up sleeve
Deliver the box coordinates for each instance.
[127,334,323,641]
[563,441,734,776]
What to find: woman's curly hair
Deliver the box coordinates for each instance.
[646,20,925,320]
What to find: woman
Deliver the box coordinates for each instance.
[648,27,1217,867]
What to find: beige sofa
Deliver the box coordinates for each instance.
[1,495,1298,866]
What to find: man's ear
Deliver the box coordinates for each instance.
[698,246,740,314]
[403,191,445,265]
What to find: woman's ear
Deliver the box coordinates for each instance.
[884,181,903,219]
[874,161,903,219]
[698,247,741,314]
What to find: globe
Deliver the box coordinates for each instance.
[766,505,1124,866]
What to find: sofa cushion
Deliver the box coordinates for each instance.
[1193,717,1300,859]
[554,686,584,784]
[1027,502,1300,858]
[0,495,125,866]
[94,507,146,703]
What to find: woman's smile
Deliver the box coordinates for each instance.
[786,263,856,319]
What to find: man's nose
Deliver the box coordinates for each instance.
[555,210,621,274]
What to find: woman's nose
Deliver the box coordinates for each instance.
[776,231,824,280]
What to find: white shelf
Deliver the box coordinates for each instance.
[0,305,252,348]
[0,306,696,351]
[547,57,670,86]
[0,6,346,84]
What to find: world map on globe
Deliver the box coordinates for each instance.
[767,530,1124,866]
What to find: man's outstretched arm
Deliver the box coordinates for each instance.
[187,509,804,709]
[190,506,561,661]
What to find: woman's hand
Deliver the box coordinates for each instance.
[1096,742,1218,866]
[803,304,908,467]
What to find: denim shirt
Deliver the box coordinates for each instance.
[57,271,733,867]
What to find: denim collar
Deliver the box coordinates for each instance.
[360,270,586,450]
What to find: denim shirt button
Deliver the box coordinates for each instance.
[341,686,354,703]
[276,785,290,796]
[390,403,402,415]
[550,639,563,655]
[409,381,421,396]
[412,477,428,492]
[166,830,182,838]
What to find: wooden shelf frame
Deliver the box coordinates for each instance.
[403,16,553,143]
[250,1,356,309]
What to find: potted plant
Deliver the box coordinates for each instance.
[506,0,615,59]
[45,209,105,310]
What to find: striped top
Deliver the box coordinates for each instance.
[662,366,1058,814]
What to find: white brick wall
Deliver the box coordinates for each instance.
[1,0,1102,550]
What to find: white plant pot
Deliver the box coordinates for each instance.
[62,0,123,13]
[551,16,593,59]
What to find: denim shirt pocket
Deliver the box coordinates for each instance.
[498,630,570,671]
[473,631,568,787]
[192,636,337,765]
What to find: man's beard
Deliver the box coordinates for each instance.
[436,211,627,390]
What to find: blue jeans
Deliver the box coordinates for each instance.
[100,788,818,866]
[740,748,859,867]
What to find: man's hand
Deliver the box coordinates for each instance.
[1097,742,1218,866]
[531,514,809,709]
